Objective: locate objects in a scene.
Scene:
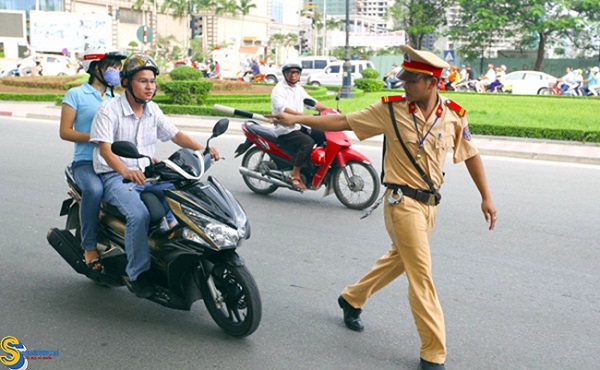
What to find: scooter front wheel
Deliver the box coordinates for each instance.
[201,263,262,337]
[241,146,278,195]
[332,161,380,210]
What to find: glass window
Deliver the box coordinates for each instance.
[301,60,312,69]
[329,65,340,73]
[119,9,142,24]
[271,0,283,23]
[505,73,525,81]
[524,73,542,81]
[314,60,328,69]
[2,0,63,11]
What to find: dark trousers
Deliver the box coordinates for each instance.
[277,127,326,167]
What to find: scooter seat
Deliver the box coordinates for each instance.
[102,192,166,225]
[246,122,278,142]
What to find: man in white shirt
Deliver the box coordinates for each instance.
[384,63,401,89]
[91,54,219,298]
[271,62,329,191]
[475,63,497,92]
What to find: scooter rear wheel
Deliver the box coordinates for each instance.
[332,161,380,210]
[201,264,262,337]
[241,147,278,195]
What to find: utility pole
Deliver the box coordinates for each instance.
[323,0,327,56]
[339,0,353,99]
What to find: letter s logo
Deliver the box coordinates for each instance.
[0,336,28,370]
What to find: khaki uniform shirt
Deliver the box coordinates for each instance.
[347,95,478,190]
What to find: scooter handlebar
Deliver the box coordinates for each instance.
[213,104,270,122]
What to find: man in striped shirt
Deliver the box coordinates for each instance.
[91,54,219,298]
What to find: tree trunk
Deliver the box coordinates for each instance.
[534,32,546,72]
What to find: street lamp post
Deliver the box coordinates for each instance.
[339,0,353,99]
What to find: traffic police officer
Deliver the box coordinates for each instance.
[267,45,497,370]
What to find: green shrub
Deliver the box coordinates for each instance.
[169,66,203,81]
[64,75,87,90]
[160,80,213,105]
[1,76,79,90]
[354,78,384,92]
[0,92,64,101]
[361,68,379,79]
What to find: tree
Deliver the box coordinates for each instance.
[445,0,510,72]
[283,33,300,61]
[236,0,257,48]
[448,0,600,71]
[216,0,237,16]
[128,41,139,54]
[160,0,188,18]
[387,0,451,49]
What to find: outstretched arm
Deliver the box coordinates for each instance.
[464,154,497,231]
[267,112,351,132]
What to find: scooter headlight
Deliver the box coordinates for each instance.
[182,205,241,248]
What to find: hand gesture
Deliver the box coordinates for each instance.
[266,112,296,126]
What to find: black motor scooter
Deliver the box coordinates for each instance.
[47,118,261,337]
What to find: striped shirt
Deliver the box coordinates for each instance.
[90,93,179,174]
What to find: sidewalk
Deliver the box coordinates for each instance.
[2,100,600,165]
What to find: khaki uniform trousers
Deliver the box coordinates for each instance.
[341,190,446,364]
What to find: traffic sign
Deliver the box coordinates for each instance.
[136,25,153,43]
[444,50,455,63]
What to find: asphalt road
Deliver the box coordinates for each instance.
[1,117,599,369]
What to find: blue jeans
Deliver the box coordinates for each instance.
[100,172,175,280]
[72,161,103,251]
[385,77,400,89]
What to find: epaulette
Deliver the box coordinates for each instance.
[445,99,466,117]
[381,95,406,103]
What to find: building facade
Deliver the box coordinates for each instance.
[1,0,304,61]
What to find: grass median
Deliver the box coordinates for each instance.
[1,82,599,142]
[228,91,600,143]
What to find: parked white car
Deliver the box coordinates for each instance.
[501,70,557,95]
[263,55,337,84]
[306,60,376,87]
[16,54,75,76]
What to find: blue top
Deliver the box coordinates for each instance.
[251,63,260,75]
[587,73,599,86]
[62,82,115,162]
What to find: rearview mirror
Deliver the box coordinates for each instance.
[303,98,316,108]
[212,118,229,138]
[112,141,145,159]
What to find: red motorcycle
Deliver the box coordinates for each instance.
[214,101,380,210]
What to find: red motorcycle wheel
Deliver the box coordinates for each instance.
[241,147,278,195]
[332,161,380,210]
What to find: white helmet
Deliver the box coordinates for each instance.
[282,61,302,74]
[81,46,127,72]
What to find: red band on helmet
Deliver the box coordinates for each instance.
[401,59,443,77]
[83,54,106,61]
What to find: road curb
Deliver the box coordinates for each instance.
[3,105,600,166]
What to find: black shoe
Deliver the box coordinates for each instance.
[420,358,445,370]
[127,272,155,298]
[338,295,364,332]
